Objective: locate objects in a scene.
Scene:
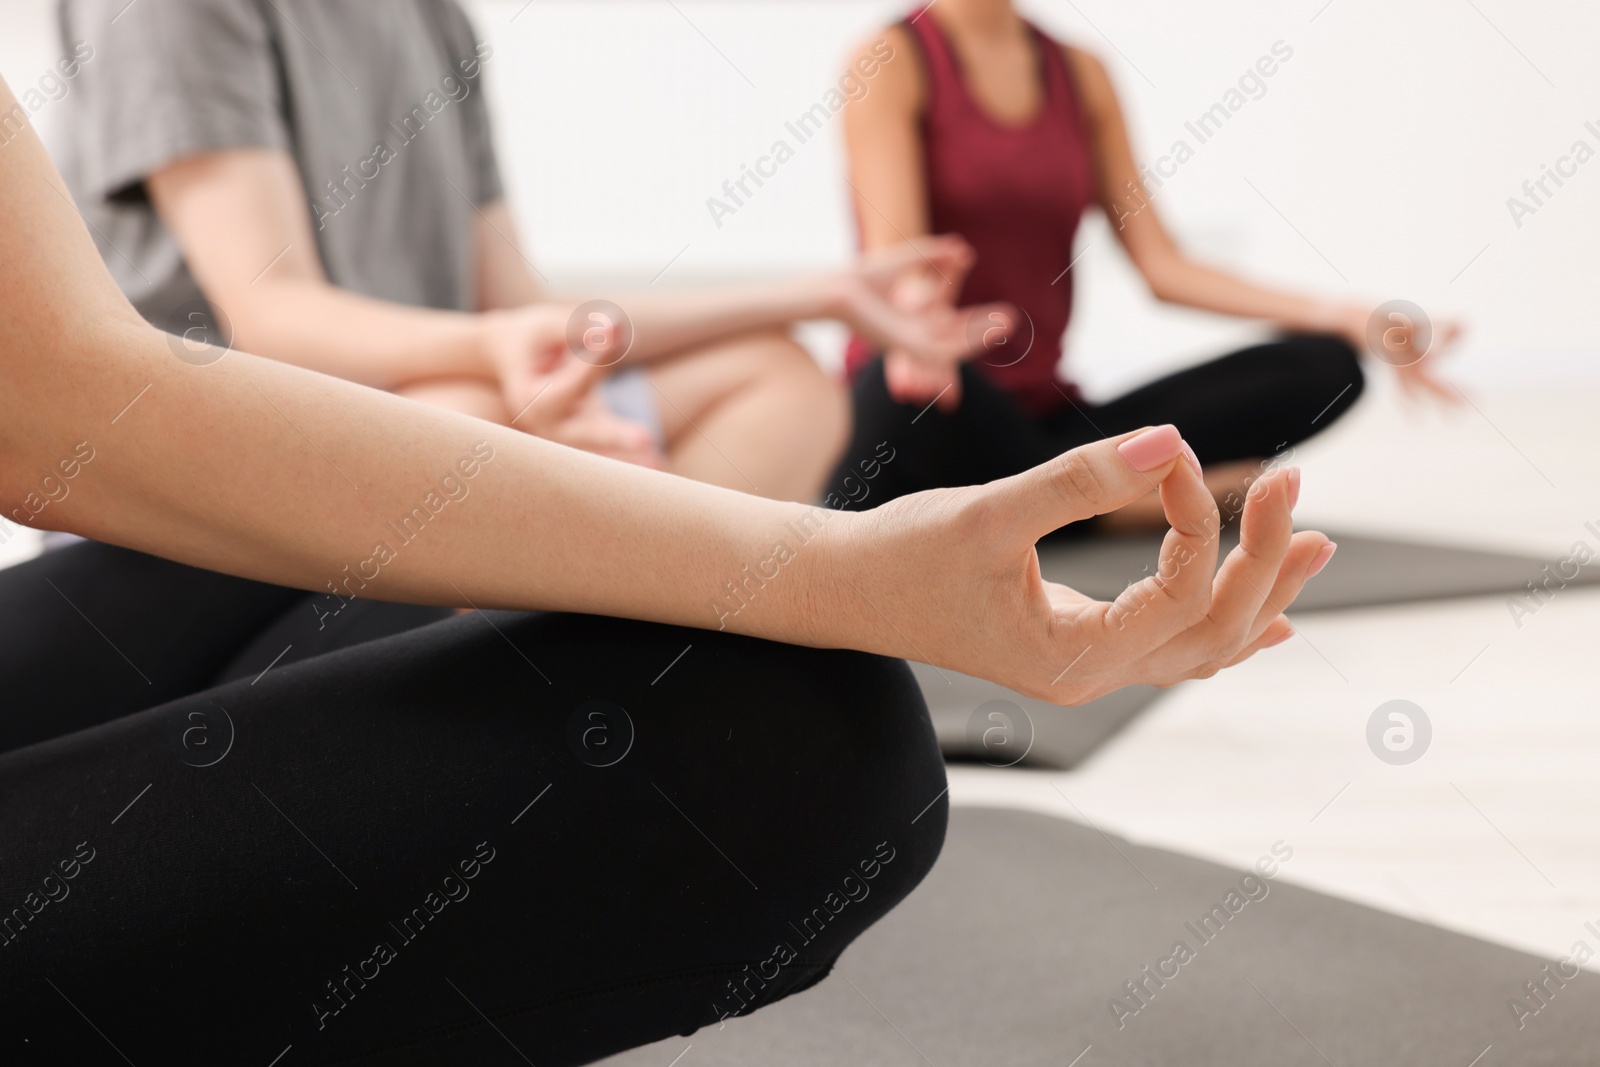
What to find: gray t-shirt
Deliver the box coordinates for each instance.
[56,0,503,332]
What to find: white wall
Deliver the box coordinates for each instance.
[4,0,1596,392]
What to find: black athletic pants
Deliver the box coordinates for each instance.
[0,542,948,1066]
[832,334,1364,511]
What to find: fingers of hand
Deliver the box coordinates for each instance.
[1095,452,1221,648]
[512,359,607,434]
[600,444,667,469]
[550,357,606,405]
[1202,465,1296,633]
[883,352,922,400]
[961,302,1016,360]
[582,320,619,362]
[909,235,973,279]
[1432,321,1465,357]
[1229,531,1329,650]
[1132,468,1297,676]
[1214,531,1329,670]
[1420,366,1464,404]
[1001,425,1192,543]
[530,342,565,374]
[555,411,654,455]
[1220,614,1296,669]
[1104,545,1317,697]
[885,351,956,405]
[936,371,962,410]
[892,270,947,314]
[1024,434,1222,689]
[863,235,964,280]
[853,284,955,364]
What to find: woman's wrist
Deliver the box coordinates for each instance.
[795,503,885,653]
[1296,299,1365,340]
[812,268,862,325]
[475,308,521,383]
[710,497,887,655]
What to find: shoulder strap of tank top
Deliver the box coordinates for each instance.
[1024,19,1084,121]
[901,8,963,107]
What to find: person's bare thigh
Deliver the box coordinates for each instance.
[646,330,821,444]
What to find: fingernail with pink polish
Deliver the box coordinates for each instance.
[1181,441,1203,473]
[1265,624,1296,648]
[1117,425,1183,472]
[1306,541,1337,578]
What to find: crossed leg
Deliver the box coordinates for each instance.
[396,330,848,504]
[648,330,849,503]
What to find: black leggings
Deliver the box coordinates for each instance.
[831,334,1364,510]
[0,543,948,1066]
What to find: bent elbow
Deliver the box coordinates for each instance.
[1141,267,1180,304]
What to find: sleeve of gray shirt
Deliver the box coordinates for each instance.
[434,0,504,207]
[62,0,287,205]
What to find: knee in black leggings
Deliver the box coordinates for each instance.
[1164,332,1367,462]
[830,355,1059,507]
[378,620,952,1062]
[0,611,948,1066]
[1281,332,1366,426]
[528,622,951,1055]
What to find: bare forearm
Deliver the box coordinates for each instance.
[1145,257,1343,333]
[564,274,843,364]
[226,280,494,390]
[475,199,846,362]
[8,317,852,648]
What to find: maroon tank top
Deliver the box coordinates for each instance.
[846,7,1097,417]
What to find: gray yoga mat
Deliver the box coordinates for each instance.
[916,661,1161,770]
[1038,528,1597,612]
[599,807,1594,1067]
[922,530,1600,769]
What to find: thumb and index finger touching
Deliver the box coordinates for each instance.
[991,425,1253,661]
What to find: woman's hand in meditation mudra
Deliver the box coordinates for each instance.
[818,424,1327,704]
[836,235,1014,413]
